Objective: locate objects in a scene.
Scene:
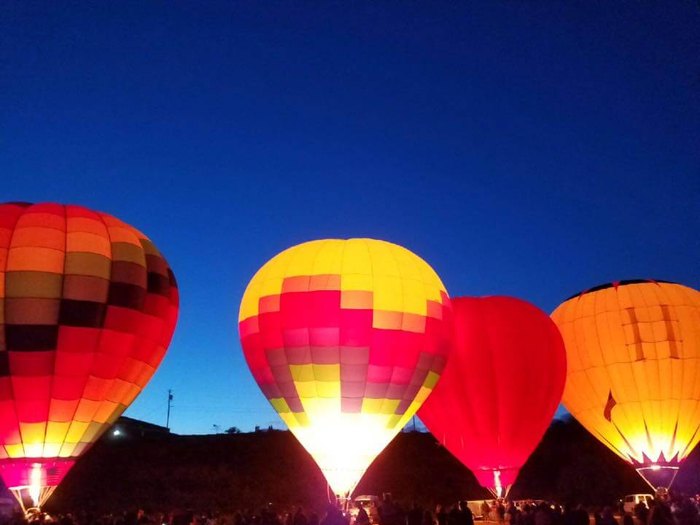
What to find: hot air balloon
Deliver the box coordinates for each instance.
[0,202,178,511]
[419,296,567,498]
[552,279,700,490]
[238,238,452,498]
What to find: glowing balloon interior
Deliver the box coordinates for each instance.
[552,280,700,489]
[238,238,452,496]
[0,203,179,510]
[419,296,566,497]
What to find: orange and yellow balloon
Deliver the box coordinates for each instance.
[238,239,452,496]
[552,279,700,489]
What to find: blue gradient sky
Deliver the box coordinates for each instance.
[1,1,698,434]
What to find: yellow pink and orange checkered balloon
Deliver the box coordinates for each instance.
[238,239,452,496]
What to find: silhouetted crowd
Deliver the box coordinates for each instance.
[4,490,700,525]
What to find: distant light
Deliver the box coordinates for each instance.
[113,429,122,437]
[650,464,661,471]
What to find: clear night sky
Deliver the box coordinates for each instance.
[1,1,698,435]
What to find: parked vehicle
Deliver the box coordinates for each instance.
[349,495,380,524]
[466,500,490,520]
[622,494,653,514]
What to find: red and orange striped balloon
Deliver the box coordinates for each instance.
[0,202,178,508]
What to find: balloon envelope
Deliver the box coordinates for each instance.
[419,296,566,496]
[238,238,452,496]
[0,202,179,508]
[552,279,700,489]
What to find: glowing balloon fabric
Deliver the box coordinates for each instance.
[238,239,452,496]
[419,296,566,497]
[552,280,700,489]
[0,202,178,507]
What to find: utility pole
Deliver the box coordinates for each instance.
[166,389,173,430]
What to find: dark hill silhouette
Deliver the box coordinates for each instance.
[45,416,700,514]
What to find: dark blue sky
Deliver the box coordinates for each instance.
[2,1,699,434]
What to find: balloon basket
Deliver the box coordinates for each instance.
[486,486,511,501]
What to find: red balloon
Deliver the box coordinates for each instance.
[419,296,566,496]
